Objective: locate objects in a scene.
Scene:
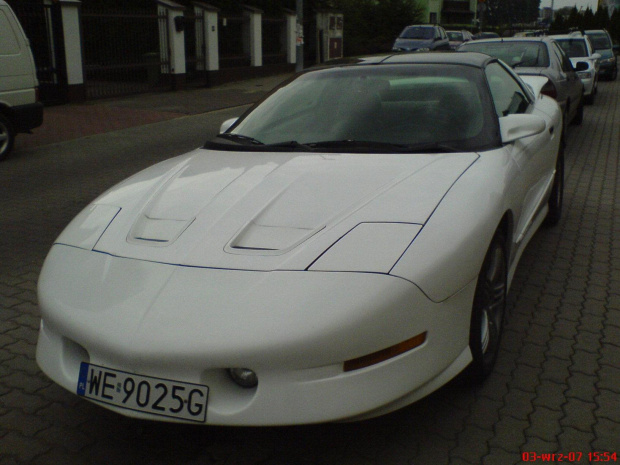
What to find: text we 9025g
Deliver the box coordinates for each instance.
[77,362,209,422]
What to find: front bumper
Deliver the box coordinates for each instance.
[37,245,475,425]
[598,60,617,78]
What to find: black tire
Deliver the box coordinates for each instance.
[611,66,618,81]
[0,113,15,161]
[571,99,583,125]
[545,144,564,226]
[467,230,507,383]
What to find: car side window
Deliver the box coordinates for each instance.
[485,62,531,117]
[552,43,573,72]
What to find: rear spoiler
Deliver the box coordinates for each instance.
[519,75,549,100]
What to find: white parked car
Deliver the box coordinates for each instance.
[553,34,600,104]
[37,52,564,426]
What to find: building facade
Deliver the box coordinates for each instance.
[418,0,477,26]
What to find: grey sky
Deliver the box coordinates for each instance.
[540,0,598,11]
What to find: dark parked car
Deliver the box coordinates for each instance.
[459,37,586,129]
[584,29,617,81]
[392,25,450,52]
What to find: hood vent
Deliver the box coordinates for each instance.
[227,222,323,255]
[128,216,193,247]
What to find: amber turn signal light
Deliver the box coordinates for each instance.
[343,332,428,372]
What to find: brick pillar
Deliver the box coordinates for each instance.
[243,5,262,67]
[59,0,85,101]
[193,2,219,86]
[158,0,186,90]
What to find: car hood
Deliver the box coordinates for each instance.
[58,148,478,271]
[393,38,433,50]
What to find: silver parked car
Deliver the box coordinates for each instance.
[459,37,586,128]
[447,30,474,49]
[552,34,600,104]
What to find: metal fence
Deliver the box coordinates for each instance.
[263,17,287,65]
[183,11,206,84]
[81,8,171,99]
[219,15,250,68]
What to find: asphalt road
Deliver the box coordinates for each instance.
[0,77,619,465]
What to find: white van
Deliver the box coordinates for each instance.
[0,0,43,160]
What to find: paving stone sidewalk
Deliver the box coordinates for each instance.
[13,74,292,151]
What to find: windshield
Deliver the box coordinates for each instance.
[461,41,550,67]
[586,33,611,50]
[557,39,587,57]
[400,27,434,40]
[447,31,463,41]
[214,64,493,152]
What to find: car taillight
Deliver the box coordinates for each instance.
[541,81,557,99]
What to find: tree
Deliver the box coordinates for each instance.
[566,6,581,29]
[483,0,541,27]
[551,13,567,32]
[330,0,423,54]
[594,5,610,30]
[610,9,620,42]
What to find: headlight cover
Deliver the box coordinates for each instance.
[309,223,422,273]
[55,204,121,250]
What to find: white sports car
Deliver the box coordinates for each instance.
[37,52,563,425]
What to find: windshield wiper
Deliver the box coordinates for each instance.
[305,140,413,152]
[215,133,264,145]
[402,142,462,153]
[305,140,462,153]
[262,140,315,151]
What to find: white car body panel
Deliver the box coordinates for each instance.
[36,54,564,425]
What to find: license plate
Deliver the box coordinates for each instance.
[77,362,208,423]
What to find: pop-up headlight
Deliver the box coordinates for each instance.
[309,223,422,273]
[55,204,120,250]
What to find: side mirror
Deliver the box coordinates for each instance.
[574,61,589,72]
[592,53,601,60]
[219,118,238,134]
[499,114,546,144]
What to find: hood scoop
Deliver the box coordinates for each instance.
[227,222,323,254]
[128,216,193,246]
[127,160,244,247]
